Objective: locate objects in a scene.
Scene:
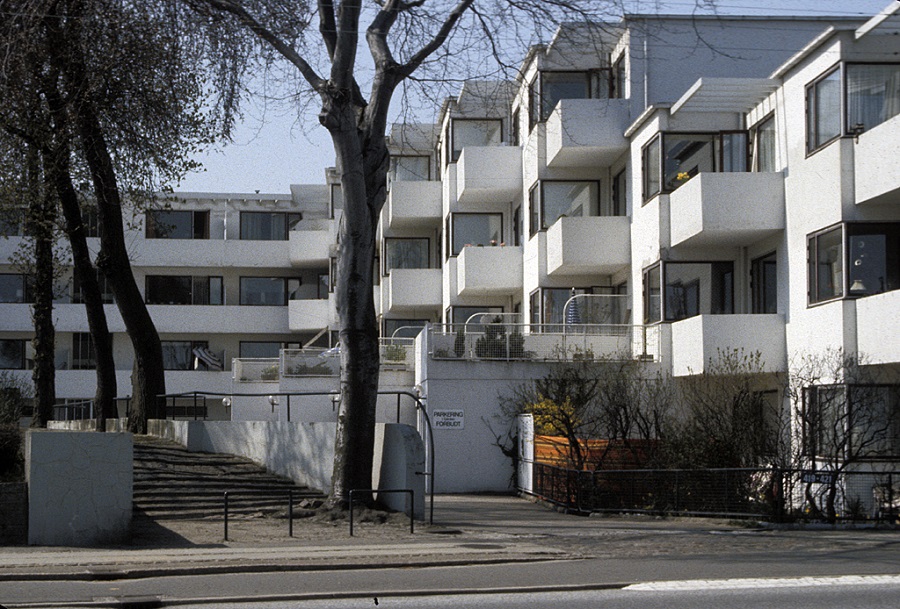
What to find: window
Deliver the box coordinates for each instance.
[329,258,337,293]
[611,170,627,216]
[161,340,211,370]
[240,211,302,240]
[530,181,600,236]
[73,269,115,305]
[642,136,661,201]
[612,57,626,99]
[804,384,900,459]
[0,274,32,303]
[146,276,223,305]
[529,70,612,125]
[806,67,841,153]
[846,63,900,134]
[511,108,521,147]
[383,238,429,275]
[146,210,209,239]
[239,342,292,359]
[448,306,503,326]
[239,277,300,305]
[512,206,522,247]
[529,291,540,328]
[317,273,329,299]
[751,252,778,314]
[643,265,661,323]
[808,226,843,304]
[449,213,502,255]
[389,156,430,182]
[540,287,590,327]
[0,209,26,237]
[810,223,900,303]
[383,319,428,338]
[751,115,776,172]
[449,119,503,163]
[643,261,734,322]
[81,207,100,238]
[330,184,342,219]
[72,333,95,370]
[0,339,26,369]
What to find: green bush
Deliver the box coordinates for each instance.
[0,425,23,480]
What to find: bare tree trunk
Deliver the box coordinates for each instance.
[27,149,56,428]
[40,74,118,431]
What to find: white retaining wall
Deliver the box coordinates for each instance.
[25,430,132,546]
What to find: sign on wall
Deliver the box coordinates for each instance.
[432,409,465,430]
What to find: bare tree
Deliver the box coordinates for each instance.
[788,349,899,522]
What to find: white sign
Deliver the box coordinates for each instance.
[433,409,465,430]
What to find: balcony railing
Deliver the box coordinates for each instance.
[279,338,416,378]
[232,358,281,383]
[428,323,659,362]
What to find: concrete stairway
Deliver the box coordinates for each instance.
[133,435,325,520]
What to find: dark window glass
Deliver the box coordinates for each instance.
[806,67,841,153]
[539,181,599,229]
[146,210,209,239]
[611,170,627,216]
[664,262,734,321]
[0,274,31,303]
[0,339,25,369]
[451,213,502,255]
[751,252,778,314]
[808,226,844,303]
[642,136,661,202]
[449,306,503,326]
[239,342,281,359]
[450,119,503,162]
[384,238,429,274]
[383,319,428,338]
[389,156,430,182]
[0,209,25,237]
[642,264,661,323]
[846,63,900,134]
[513,206,522,246]
[73,270,115,305]
[752,115,777,172]
[72,333,95,370]
[239,277,300,305]
[240,212,302,240]
[146,276,222,305]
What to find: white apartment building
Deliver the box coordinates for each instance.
[2,6,898,489]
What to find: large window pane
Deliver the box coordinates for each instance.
[664,134,716,191]
[0,274,29,303]
[72,333,95,370]
[145,276,193,305]
[389,156,430,181]
[751,252,778,314]
[0,339,25,369]
[847,63,900,132]
[73,269,115,304]
[753,115,777,172]
[807,68,841,153]
[240,212,302,240]
[146,210,208,239]
[540,181,598,229]
[239,342,281,358]
[384,238,429,274]
[847,223,900,296]
[664,262,734,321]
[643,265,661,323]
[542,287,589,327]
[720,132,748,173]
[240,277,287,305]
[451,119,502,162]
[451,213,502,255]
[383,319,428,338]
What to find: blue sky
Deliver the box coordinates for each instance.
[175,0,894,194]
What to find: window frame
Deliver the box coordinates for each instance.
[447,117,504,164]
[382,237,431,276]
[145,275,223,306]
[0,273,33,304]
[448,212,503,256]
[750,113,777,173]
[145,210,209,239]
[751,251,778,314]
[805,64,842,155]
[239,211,303,241]
[72,332,96,370]
[239,276,301,306]
[0,338,26,370]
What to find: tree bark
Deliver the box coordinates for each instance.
[26,149,56,428]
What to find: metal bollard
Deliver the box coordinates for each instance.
[223,491,229,541]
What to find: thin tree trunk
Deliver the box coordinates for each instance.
[27,149,56,428]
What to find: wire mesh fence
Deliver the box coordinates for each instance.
[530,462,900,523]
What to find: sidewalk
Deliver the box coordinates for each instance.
[1,494,897,582]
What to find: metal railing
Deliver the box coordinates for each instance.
[223,488,313,541]
[529,462,900,523]
[428,323,659,362]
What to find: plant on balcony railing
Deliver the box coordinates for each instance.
[383,343,407,363]
[285,361,335,376]
[260,364,280,381]
[475,318,525,359]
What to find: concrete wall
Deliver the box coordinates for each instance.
[25,430,132,547]
[148,420,425,518]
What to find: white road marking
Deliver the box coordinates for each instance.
[625,574,900,591]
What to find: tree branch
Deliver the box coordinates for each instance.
[191,0,326,91]
[399,0,474,78]
[318,0,337,60]
[331,0,360,89]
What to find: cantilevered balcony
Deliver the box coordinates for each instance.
[456,245,523,296]
[132,239,291,268]
[289,220,335,267]
[456,146,522,206]
[855,113,900,205]
[546,216,630,277]
[856,290,900,365]
[669,314,786,376]
[546,99,630,168]
[147,305,290,334]
[669,172,784,248]
[386,181,442,229]
[385,268,442,314]
[288,298,333,332]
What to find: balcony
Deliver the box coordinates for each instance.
[147,305,290,334]
[131,239,292,268]
[288,298,333,332]
[856,290,900,365]
[456,245,523,296]
[669,314,786,377]
[546,99,630,168]
[669,173,784,248]
[385,268,442,314]
[456,146,522,206]
[855,113,900,205]
[289,220,335,266]
[386,181,442,229]
[546,216,630,277]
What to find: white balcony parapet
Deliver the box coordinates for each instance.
[233,358,280,383]
[546,216,630,276]
[669,314,786,377]
[290,221,335,266]
[456,245,523,296]
[146,305,290,334]
[669,172,785,248]
[856,290,900,365]
[288,299,333,332]
[385,268,442,314]
[130,239,292,268]
[280,338,415,377]
[387,181,442,229]
[456,146,523,206]
[546,98,630,168]
[854,113,900,205]
[427,323,659,362]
